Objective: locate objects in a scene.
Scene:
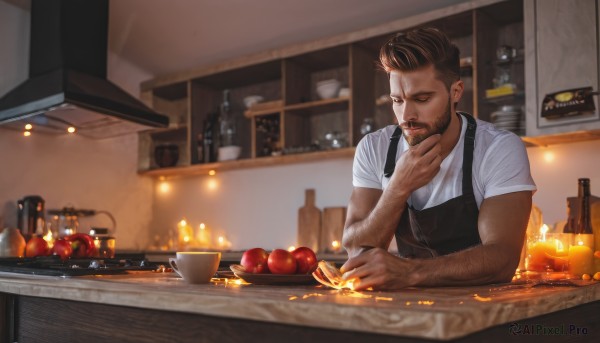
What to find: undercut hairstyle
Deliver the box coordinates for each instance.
[379,27,460,90]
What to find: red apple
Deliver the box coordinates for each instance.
[241,248,270,273]
[267,249,297,275]
[25,235,50,257]
[291,247,318,274]
[52,239,73,260]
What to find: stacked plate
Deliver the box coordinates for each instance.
[491,105,522,134]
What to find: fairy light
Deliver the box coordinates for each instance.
[67,126,76,134]
[287,246,296,252]
[25,124,32,130]
[23,131,31,137]
[208,170,216,176]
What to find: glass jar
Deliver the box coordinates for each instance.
[89,228,116,258]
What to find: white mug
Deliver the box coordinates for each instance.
[169,252,221,284]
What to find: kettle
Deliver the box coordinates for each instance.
[17,195,45,240]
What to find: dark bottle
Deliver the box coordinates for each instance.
[202,111,219,163]
[575,178,593,235]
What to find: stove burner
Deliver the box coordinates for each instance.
[0,255,158,276]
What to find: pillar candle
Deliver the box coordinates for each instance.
[568,244,594,277]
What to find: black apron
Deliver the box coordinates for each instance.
[384,113,481,258]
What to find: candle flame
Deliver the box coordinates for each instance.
[540,224,549,241]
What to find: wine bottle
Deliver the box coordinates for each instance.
[569,178,595,277]
[575,178,593,235]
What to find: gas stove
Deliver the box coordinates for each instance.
[0,254,160,277]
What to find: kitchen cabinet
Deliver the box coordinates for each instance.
[523,0,600,142]
[138,0,528,177]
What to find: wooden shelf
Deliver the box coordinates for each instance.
[139,147,355,178]
[521,130,600,147]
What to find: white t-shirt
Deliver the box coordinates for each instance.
[353,113,537,210]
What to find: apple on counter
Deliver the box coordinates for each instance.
[240,246,318,275]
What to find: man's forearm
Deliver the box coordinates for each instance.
[343,188,409,257]
[409,243,519,286]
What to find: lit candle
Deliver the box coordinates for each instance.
[331,240,341,253]
[568,240,594,277]
[217,235,232,250]
[177,219,193,248]
[196,223,212,249]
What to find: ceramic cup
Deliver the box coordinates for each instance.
[169,252,221,284]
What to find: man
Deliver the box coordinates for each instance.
[341,28,536,291]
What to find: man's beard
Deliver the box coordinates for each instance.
[402,97,452,146]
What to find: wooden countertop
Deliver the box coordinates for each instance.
[0,271,598,340]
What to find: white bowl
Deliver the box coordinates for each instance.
[243,95,264,109]
[218,145,242,161]
[316,79,342,99]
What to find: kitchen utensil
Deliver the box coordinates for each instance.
[154,144,179,168]
[169,252,221,284]
[17,195,45,240]
[0,228,26,257]
[316,79,342,99]
[320,207,347,253]
[297,189,321,253]
[89,227,115,258]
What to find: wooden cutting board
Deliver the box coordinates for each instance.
[321,207,347,253]
[297,189,321,253]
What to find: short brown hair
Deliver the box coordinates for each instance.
[379,27,460,89]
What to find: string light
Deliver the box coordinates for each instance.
[23,131,31,137]
[208,170,216,176]
[67,126,76,134]
[25,124,32,130]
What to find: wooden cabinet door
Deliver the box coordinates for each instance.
[525,0,600,135]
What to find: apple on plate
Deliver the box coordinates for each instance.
[241,248,270,273]
[291,247,318,274]
[267,249,297,275]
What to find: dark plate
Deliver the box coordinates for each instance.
[229,264,316,285]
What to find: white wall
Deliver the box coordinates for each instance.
[527,140,600,227]
[151,159,353,250]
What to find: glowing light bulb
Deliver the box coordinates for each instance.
[200,223,206,230]
[543,151,555,163]
[25,124,32,130]
[158,181,170,194]
[23,131,31,137]
[67,126,76,133]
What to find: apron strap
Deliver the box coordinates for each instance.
[383,126,402,178]
[461,113,477,197]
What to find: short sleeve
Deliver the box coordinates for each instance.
[479,133,537,198]
[352,135,383,189]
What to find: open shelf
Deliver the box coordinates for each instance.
[139,147,355,177]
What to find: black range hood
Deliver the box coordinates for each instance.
[0,0,169,139]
